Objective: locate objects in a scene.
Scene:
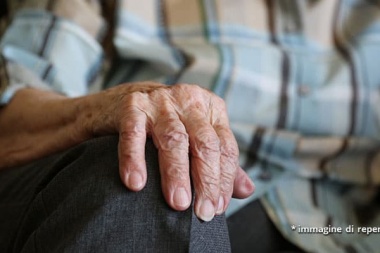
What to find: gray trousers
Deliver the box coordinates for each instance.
[0,136,230,253]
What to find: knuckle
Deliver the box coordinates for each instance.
[150,87,170,100]
[126,91,145,106]
[199,173,218,188]
[158,112,180,125]
[119,151,135,161]
[174,84,206,99]
[221,143,239,161]
[120,129,144,143]
[193,132,220,157]
[156,125,189,151]
[120,123,146,141]
[120,94,146,119]
[119,143,141,162]
[164,165,187,181]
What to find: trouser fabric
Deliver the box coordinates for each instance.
[0,136,230,253]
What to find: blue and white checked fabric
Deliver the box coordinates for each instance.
[1,0,380,252]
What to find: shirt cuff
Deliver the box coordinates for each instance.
[0,9,104,104]
[0,58,52,105]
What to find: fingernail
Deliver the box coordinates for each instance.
[173,187,190,209]
[198,199,215,222]
[128,172,143,190]
[216,196,224,215]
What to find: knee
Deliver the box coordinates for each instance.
[10,135,232,253]
[39,135,162,213]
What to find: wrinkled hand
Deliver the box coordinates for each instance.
[90,82,255,221]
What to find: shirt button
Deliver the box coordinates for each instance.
[298,85,310,96]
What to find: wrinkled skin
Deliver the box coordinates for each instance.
[0,82,255,221]
[96,82,255,221]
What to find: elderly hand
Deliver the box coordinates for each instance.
[86,82,254,221]
[0,82,254,221]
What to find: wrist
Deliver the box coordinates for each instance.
[0,88,90,168]
[73,90,118,140]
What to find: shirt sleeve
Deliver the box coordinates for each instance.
[0,0,106,105]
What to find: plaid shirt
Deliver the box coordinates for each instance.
[1,0,380,252]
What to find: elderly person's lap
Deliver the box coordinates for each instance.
[0,136,230,253]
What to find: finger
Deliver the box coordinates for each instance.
[184,111,221,222]
[151,104,191,211]
[118,104,148,192]
[232,166,255,199]
[211,96,254,208]
[213,122,240,215]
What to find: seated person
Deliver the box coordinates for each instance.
[1,0,379,252]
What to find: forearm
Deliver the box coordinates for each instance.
[0,85,146,169]
[0,88,95,168]
[0,83,254,220]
